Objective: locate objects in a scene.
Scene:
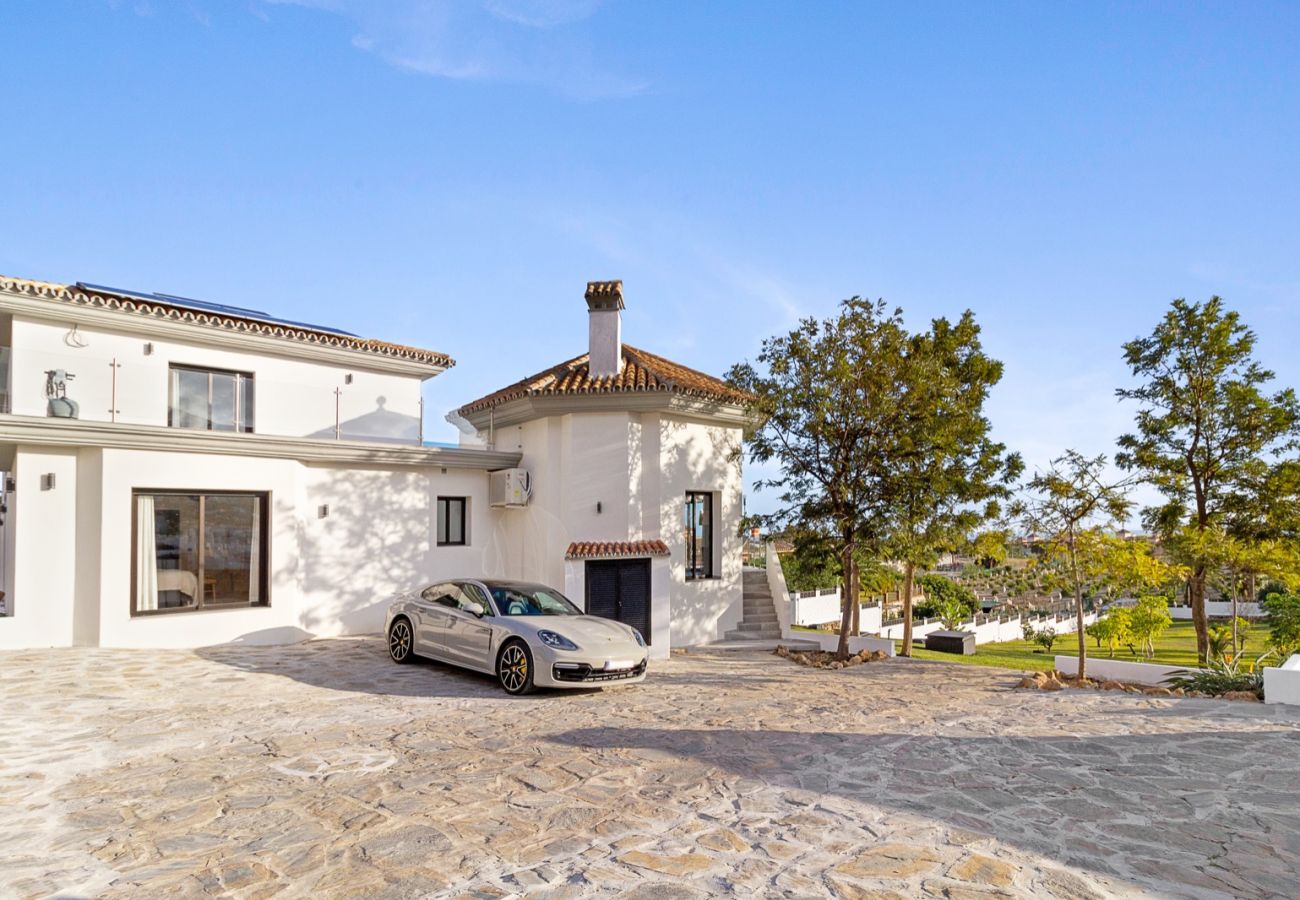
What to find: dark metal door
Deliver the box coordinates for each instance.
[585,558,652,644]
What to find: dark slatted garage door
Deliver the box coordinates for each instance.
[585,558,652,644]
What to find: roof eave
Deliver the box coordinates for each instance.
[0,281,451,379]
[458,392,755,430]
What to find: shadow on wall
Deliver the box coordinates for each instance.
[286,467,477,637]
[546,724,1300,894]
[308,396,421,444]
[660,418,745,644]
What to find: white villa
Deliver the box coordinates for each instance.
[0,276,751,658]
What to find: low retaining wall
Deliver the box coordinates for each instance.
[879,611,1098,645]
[1263,655,1300,706]
[797,632,896,657]
[1054,656,1195,686]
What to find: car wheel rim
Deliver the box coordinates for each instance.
[500,645,527,692]
[389,622,411,660]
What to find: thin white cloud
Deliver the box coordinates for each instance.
[258,0,648,99]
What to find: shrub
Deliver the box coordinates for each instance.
[1263,592,1300,658]
[1164,654,1271,699]
[1031,627,1058,653]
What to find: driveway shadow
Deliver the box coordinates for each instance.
[195,636,603,700]
[546,724,1300,897]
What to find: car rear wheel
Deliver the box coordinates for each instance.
[497,640,535,695]
[388,617,415,664]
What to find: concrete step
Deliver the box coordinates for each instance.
[742,607,776,619]
[742,586,772,597]
[724,628,782,641]
[736,621,782,634]
[693,637,820,654]
[743,598,774,610]
[742,611,778,624]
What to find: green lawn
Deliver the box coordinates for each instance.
[899,620,1207,671]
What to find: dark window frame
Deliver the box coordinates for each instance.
[436,496,468,546]
[130,488,271,617]
[167,364,256,433]
[685,491,715,580]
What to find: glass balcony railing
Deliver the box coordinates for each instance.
[1,347,428,445]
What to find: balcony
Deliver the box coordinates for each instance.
[0,347,427,445]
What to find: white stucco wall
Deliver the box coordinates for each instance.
[7,316,424,442]
[0,447,80,649]
[0,445,507,649]
[489,409,743,657]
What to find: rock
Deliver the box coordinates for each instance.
[1141,687,1173,697]
[697,828,749,853]
[1101,681,1125,691]
[618,851,714,877]
[835,843,943,879]
[947,853,1019,888]
[1222,691,1262,702]
[1040,680,1064,692]
[1015,676,1037,689]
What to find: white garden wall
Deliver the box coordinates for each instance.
[1170,602,1266,619]
[1054,656,1194,685]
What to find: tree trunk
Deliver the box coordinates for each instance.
[1190,567,1209,663]
[901,561,916,657]
[1231,581,1240,661]
[850,561,861,635]
[835,542,856,660]
[1069,537,1086,683]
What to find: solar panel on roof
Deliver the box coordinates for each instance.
[75,282,359,337]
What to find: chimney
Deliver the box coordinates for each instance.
[585,280,624,378]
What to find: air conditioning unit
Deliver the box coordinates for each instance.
[489,468,532,508]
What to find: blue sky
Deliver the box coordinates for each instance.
[3,1,1298,517]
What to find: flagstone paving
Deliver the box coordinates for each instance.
[2,638,1299,898]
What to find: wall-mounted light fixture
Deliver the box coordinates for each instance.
[4,476,14,493]
[318,504,330,519]
[344,374,353,385]
[41,473,57,491]
[143,342,154,356]
[596,501,602,514]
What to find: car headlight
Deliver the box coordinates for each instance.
[631,628,646,647]
[537,630,580,651]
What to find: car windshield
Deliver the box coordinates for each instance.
[490,585,582,617]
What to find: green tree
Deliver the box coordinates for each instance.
[967,529,1010,569]
[729,299,913,659]
[916,574,977,619]
[1021,451,1134,681]
[881,312,1022,656]
[1117,298,1300,660]
[1127,595,1173,658]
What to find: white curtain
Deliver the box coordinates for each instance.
[135,495,158,611]
[248,498,261,605]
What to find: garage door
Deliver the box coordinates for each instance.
[584,558,651,645]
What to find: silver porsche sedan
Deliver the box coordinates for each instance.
[384,579,649,694]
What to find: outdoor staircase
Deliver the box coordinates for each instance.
[724,568,783,641]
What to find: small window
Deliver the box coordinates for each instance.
[685,491,714,580]
[169,365,255,433]
[437,497,468,546]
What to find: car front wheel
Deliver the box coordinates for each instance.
[388,617,415,664]
[497,640,535,695]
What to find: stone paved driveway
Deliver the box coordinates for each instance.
[3,638,1299,898]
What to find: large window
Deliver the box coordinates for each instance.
[132,491,268,615]
[169,365,255,433]
[684,491,713,580]
[437,497,467,546]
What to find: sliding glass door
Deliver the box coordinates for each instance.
[132,491,268,615]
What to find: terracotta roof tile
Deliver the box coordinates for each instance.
[565,540,671,560]
[457,344,751,415]
[0,275,454,370]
